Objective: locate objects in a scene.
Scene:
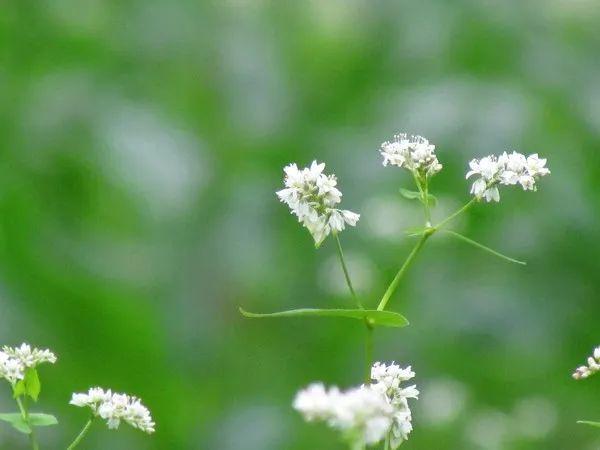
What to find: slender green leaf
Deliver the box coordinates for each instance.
[239,307,409,328]
[24,368,41,401]
[399,188,437,206]
[0,413,31,434]
[399,188,421,200]
[442,230,526,265]
[29,414,58,427]
[578,420,600,428]
[13,380,26,399]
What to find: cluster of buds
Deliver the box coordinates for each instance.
[379,134,442,178]
[0,343,57,384]
[572,347,600,380]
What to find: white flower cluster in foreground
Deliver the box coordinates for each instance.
[70,387,155,434]
[277,161,360,246]
[466,151,550,202]
[379,134,442,177]
[0,343,57,383]
[294,362,418,449]
[572,346,600,380]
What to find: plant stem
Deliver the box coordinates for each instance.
[334,233,362,309]
[384,433,391,450]
[440,229,527,265]
[66,418,94,450]
[333,233,374,383]
[15,396,39,450]
[423,176,431,224]
[434,198,477,230]
[377,233,430,311]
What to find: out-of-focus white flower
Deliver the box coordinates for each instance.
[0,343,56,384]
[573,346,600,380]
[466,151,550,202]
[0,351,25,384]
[379,134,442,177]
[70,387,155,434]
[2,343,57,369]
[294,362,418,449]
[276,161,360,247]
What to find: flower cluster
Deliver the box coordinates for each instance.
[466,151,550,202]
[294,362,418,448]
[70,387,155,434]
[379,134,442,177]
[277,161,360,246]
[572,346,600,380]
[0,343,57,384]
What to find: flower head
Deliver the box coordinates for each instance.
[572,346,600,380]
[276,161,360,247]
[380,134,442,177]
[294,362,418,449]
[466,151,550,202]
[0,343,56,385]
[70,387,155,434]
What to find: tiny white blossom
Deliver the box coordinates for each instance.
[379,134,442,177]
[70,387,155,434]
[573,346,600,380]
[294,362,418,449]
[0,351,25,384]
[466,151,550,202]
[2,343,57,369]
[277,161,360,247]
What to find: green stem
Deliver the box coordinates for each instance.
[423,176,431,224]
[15,396,39,450]
[434,198,477,230]
[377,233,430,311]
[384,433,391,450]
[333,233,373,383]
[66,418,94,450]
[441,229,527,265]
[334,233,362,309]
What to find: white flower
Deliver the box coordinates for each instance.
[294,362,418,449]
[277,161,360,246]
[2,343,57,369]
[573,346,600,380]
[466,151,550,202]
[380,134,442,177]
[70,387,155,434]
[0,351,25,384]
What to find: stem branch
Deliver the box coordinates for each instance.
[66,418,94,450]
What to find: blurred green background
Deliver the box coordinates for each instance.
[1,0,599,449]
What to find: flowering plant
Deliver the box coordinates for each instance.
[241,133,550,448]
[0,343,154,449]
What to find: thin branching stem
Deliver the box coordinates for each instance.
[66,417,94,450]
[334,233,362,309]
[441,229,527,265]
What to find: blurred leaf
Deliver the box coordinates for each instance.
[0,413,31,434]
[239,307,409,328]
[578,420,600,428]
[29,414,58,427]
[399,188,437,206]
[24,369,41,401]
[441,230,526,265]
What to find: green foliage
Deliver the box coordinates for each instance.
[14,368,42,401]
[239,307,409,328]
[28,414,59,427]
[578,421,600,428]
[0,413,31,434]
[399,188,437,206]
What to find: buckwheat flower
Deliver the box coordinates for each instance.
[294,383,393,447]
[3,343,57,369]
[572,346,600,380]
[294,362,418,449]
[0,351,25,384]
[466,151,550,202]
[379,133,442,177]
[70,388,155,434]
[276,161,360,247]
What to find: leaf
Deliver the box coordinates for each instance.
[399,189,437,206]
[29,414,58,427]
[24,368,41,401]
[0,413,31,434]
[578,420,600,428]
[13,380,26,399]
[441,230,527,265]
[239,307,409,328]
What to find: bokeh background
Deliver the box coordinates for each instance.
[1,0,599,449]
